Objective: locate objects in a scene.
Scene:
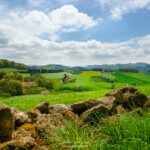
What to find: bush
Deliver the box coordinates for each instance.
[0,79,23,96]
[36,78,54,90]
[23,86,46,95]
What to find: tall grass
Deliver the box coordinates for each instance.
[45,112,150,150]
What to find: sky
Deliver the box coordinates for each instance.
[0,0,150,66]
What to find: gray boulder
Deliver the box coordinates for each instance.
[96,96,117,114]
[71,99,101,115]
[0,104,14,143]
[35,101,50,114]
[106,87,147,109]
[80,104,110,124]
[25,109,41,123]
[10,108,31,127]
[49,104,71,115]
[49,104,78,121]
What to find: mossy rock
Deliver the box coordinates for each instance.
[15,123,37,138]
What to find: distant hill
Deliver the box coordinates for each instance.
[34,64,70,70]
[32,62,150,74]
[1,59,150,74]
[86,63,150,74]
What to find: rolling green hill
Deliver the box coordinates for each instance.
[86,62,150,74]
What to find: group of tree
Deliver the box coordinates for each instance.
[0,70,54,97]
[0,59,29,70]
[0,70,24,96]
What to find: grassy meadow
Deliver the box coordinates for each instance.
[0,71,150,111]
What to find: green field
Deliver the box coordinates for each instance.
[1,71,150,111]
[79,71,100,78]
[114,72,150,84]
[101,72,116,80]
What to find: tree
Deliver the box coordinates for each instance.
[36,78,53,90]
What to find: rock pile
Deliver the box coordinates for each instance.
[0,87,149,149]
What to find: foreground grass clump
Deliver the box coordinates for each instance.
[44,112,150,150]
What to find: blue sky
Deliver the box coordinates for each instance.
[0,0,150,66]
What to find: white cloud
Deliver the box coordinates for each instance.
[0,27,150,66]
[98,0,150,20]
[0,5,98,41]
[49,5,98,30]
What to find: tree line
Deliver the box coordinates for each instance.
[0,59,29,70]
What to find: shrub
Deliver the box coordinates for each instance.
[0,79,23,96]
[23,86,46,95]
[36,78,54,90]
[45,79,54,89]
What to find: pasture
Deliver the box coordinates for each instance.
[0,70,150,111]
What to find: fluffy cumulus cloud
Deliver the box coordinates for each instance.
[98,0,150,20]
[0,5,98,41]
[49,5,98,31]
